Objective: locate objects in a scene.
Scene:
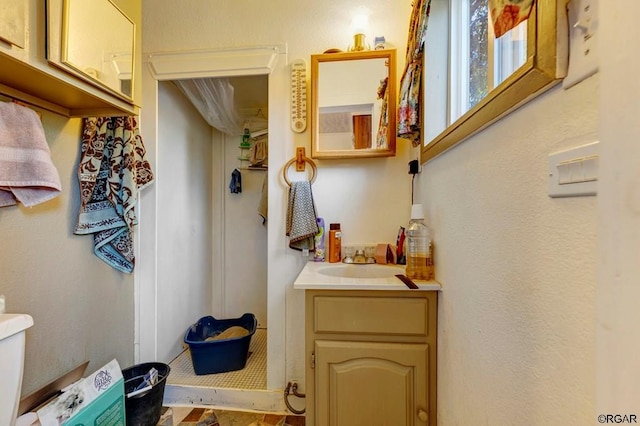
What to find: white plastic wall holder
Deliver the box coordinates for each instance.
[548,141,599,198]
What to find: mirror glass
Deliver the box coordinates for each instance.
[61,0,134,100]
[311,50,396,159]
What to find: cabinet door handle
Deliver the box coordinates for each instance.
[418,409,429,422]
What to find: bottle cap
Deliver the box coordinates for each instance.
[329,223,340,230]
[410,204,424,220]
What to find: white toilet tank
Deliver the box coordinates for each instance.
[0,314,34,426]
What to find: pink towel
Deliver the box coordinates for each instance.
[0,102,62,207]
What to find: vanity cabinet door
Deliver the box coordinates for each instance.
[314,340,429,426]
[305,290,437,426]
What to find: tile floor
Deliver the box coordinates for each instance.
[159,406,305,426]
[168,328,267,389]
[161,329,304,425]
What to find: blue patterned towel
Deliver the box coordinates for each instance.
[74,117,153,273]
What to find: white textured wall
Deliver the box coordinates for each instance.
[156,81,213,362]
[419,75,598,423]
[223,135,268,327]
[597,0,640,415]
[0,113,135,395]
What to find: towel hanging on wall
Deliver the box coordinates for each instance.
[74,116,154,273]
[249,139,268,166]
[286,181,319,251]
[0,102,62,207]
[229,168,242,193]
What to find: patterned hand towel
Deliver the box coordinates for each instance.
[286,180,319,251]
[0,102,62,207]
[74,117,154,273]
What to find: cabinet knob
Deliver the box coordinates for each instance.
[418,409,429,422]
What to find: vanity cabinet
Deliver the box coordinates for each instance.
[0,0,140,116]
[305,290,437,426]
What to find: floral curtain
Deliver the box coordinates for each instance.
[397,0,432,147]
[376,76,389,148]
[489,0,535,38]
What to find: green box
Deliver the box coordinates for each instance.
[37,359,125,426]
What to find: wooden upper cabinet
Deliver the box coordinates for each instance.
[0,0,26,49]
[0,0,140,117]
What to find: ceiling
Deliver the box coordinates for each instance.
[228,75,268,111]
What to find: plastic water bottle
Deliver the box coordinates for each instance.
[406,204,434,280]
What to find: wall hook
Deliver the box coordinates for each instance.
[295,147,306,171]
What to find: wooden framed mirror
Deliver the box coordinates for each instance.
[310,49,396,159]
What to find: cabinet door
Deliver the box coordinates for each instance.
[0,0,26,48]
[352,114,372,149]
[315,340,429,426]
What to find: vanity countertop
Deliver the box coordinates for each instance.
[293,261,441,291]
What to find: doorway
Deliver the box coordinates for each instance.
[137,45,289,412]
[154,75,270,397]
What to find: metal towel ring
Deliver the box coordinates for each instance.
[283,156,317,187]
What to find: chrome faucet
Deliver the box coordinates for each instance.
[353,249,366,264]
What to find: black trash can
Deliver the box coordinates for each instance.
[122,362,170,426]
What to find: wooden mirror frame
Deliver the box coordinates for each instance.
[421,0,567,163]
[310,49,397,159]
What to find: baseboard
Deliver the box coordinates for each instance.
[163,384,289,414]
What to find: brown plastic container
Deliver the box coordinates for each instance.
[328,223,342,263]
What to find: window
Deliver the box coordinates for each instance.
[451,0,528,122]
[422,0,567,163]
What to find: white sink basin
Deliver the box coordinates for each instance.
[316,264,405,279]
[293,261,440,291]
